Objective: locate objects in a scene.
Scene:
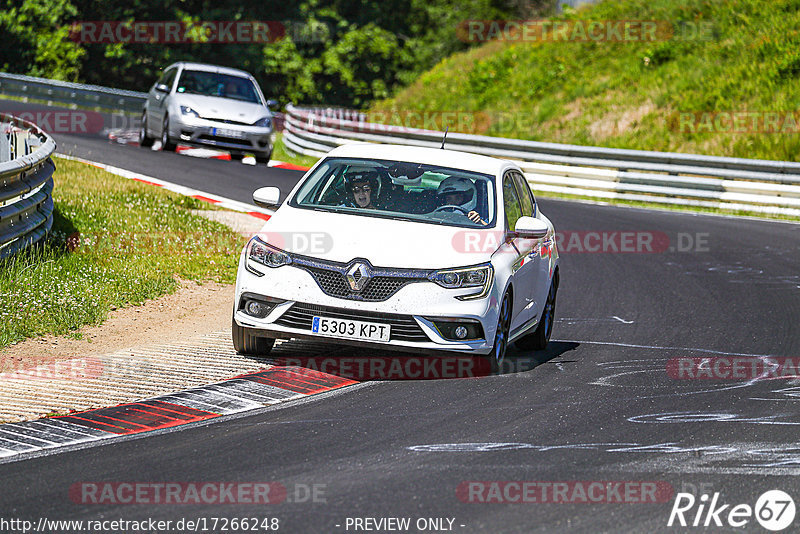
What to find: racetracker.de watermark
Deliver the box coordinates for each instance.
[450,230,709,254]
[68,20,328,44]
[456,481,674,503]
[69,482,326,505]
[457,20,713,43]
[0,356,103,381]
[674,111,800,134]
[276,356,492,380]
[667,357,800,380]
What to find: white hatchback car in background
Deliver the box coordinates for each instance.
[232,144,559,370]
[140,62,276,163]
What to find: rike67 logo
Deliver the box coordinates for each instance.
[668,490,796,531]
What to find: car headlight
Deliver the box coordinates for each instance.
[245,237,292,276]
[254,116,272,128]
[180,106,199,117]
[429,263,493,300]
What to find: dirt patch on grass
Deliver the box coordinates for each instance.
[1,280,233,370]
[589,101,656,141]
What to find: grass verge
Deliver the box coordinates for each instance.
[0,157,245,349]
[373,0,800,162]
[273,132,319,169]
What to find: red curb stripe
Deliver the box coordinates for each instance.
[191,195,221,204]
[56,401,219,435]
[248,211,271,221]
[133,178,163,187]
[273,162,310,171]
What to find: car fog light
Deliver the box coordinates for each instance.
[454,326,468,339]
[245,300,271,318]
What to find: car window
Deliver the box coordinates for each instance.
[157,68,177,90]
[290,157,497,228]
[175,70,262,104]
[512,171,535,217]
[503,173,523,231]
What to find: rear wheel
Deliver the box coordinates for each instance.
[232,315,275,355]
[161,115,177,152]
[139,112,154,148]
[488,292,512,373]
[515,276,557,351]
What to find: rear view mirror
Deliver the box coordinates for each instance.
[253,186,281,208]
[266,99,279,110]
[155,83,170,93]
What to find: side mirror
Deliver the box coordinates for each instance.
[514,216,549,239]
[155,83,170,93]
[253,186,281,209]
[266,99,279,110]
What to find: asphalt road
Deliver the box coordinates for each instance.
[3,98,800,533]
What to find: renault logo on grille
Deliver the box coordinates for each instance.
[346,262,371,292]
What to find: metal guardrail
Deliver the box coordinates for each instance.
[0,72,147,115]
[0,114,57,259]
[284,104,800,217]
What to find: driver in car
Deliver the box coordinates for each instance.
[344,170,379,209]
[436,176,488,225]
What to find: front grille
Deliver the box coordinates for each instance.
[302,266,415,301]
[274,302,430,342]
[197,134,251,147]
[202,117,252,126]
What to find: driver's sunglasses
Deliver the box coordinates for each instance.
[353,186,372,194]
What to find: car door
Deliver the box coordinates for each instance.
[147,67,177,134]
[512,170,550,324]
[502,171,538,332]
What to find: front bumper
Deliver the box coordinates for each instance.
[170,114,274,154]
[234,255,500,355]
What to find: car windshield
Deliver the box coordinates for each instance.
[175,70,262,104]
[289,157,497,228]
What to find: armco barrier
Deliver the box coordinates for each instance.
[283,104,800,217]
[0,114,57,259]
[0,72,147,115]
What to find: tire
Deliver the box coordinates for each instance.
[487,292,512,373]
[139,111,155,148]
[515,276,558,351]
[255,151,271,165]
[230,153,245,161]
[161,115,177,152]
[232,315,275,356]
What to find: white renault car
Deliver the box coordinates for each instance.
[232,144,559,369]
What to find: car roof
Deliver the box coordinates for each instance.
[167,62,253,78]
[325,143,516,176]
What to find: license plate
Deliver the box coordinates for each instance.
[311,316,391,342]
[211,127,242,138]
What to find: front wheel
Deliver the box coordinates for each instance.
[232,315,275,355]
[161,115,177,152]
[139,112,155,148]
[515,278,557,351]
[255,151,271,165]
[487,292,512,373]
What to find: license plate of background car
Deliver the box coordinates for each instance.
[311,316,391,343]
[211,127,242,138]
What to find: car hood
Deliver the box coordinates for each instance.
[173,94,268,123]
[256,206,497,269]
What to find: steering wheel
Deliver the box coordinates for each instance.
[434,205,469,214]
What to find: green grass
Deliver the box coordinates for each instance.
[0,157,245,348]
[373,0,800,162]
[273,132,319,168]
